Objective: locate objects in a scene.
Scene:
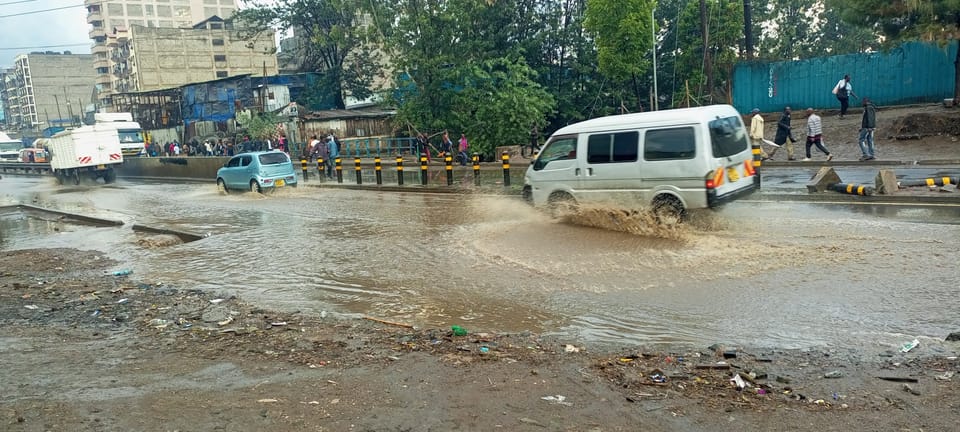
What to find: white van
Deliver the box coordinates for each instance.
[523,104,758,220]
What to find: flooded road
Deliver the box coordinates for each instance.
[2,176,958,355]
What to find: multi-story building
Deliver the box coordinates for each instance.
[1,53,95,133]
[85,0,239,105]
[110,16,278,94]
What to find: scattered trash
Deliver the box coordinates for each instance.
[479,346,490,354]
[934,371,954,381]
[651,373,667,383]
[824,370,843,379]
[541,395,572,406]
[451,325,468,336]
[723,350,737,359]
[112,269,133,276]
[209,298,226,304]
[900,338,920,353]
[756,388,767,395]
[24,304,39,310]
[91,310,101,317]
[270,321,287,326]
[257,399,279,403]
[564,344,580,353]
[945,332,960,342]
[730,374,751,390]
[217,316,233,326]
[902,384,921,395]
[814,399,829,406]
[116,298,129,304]
[387,356,400,361]
[148,318,170,328]
[696,362,731,370]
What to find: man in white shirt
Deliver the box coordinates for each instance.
[833,74,857,119]
[803,108,832,161]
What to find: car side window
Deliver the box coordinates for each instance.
[226,157,241,167]
[644,127,696,160]
[240,156,252,167]
[533,136,578,171]
[587,131,639,164]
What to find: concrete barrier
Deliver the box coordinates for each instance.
[116,156,230,180]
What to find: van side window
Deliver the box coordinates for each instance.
[532,136,577,171]
[644,127,696,160]
[587,132,638,163]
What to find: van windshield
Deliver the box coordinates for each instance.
[533,136,577,170]
[259,152,289,165]
[709,116,749,158]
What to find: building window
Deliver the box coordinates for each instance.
[107,3,124,15]
[127,4,143,16]
[212,38,224,46]
[157,5,171,17]
[216,71,228,78]
[214,54,227,62]
[210,22,223,29]
[204,7,218,17]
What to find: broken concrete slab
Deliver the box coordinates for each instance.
[875,169,899,194]
[807,167,842,193]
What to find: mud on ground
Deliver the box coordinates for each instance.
[1,248,958,431]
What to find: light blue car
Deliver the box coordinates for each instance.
[216,151,298,193]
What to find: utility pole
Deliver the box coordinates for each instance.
[743,0,754,60]
[651,7,658,110]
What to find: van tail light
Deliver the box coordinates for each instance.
[706,169,723,189]
[743,160,756,177]
[705,171,716,189]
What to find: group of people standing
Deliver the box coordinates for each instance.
[749,74,878,162]
[307,134,341,179]
[417,131,470,166]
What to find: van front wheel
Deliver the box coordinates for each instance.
[652,196,685,226]
[547,193,577,219]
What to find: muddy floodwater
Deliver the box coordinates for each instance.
[2,176,958,355]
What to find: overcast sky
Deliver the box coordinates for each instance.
[0,0,93,69]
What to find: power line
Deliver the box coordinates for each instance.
[0,4,87,19]
[0,43,90,51]
[0,0,42,6]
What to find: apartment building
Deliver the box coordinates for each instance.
[85,0,239,105]
[1,53,95,133]
[110,17,278,94]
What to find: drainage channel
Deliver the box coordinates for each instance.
[0,204,206,248]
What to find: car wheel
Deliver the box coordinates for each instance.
[217,178,228,194]
[547,192,577,219]
[521,186,533,204]
[651,195,685,226]
[249,180,262,194]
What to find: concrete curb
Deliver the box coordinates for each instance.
[12,204,124,226]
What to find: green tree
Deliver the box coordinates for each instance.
[244,112,283,141]
[233,0,383,109]
[754,0,878,60]
[583,0,657,111]
[381,0,555,156]
[663,0,743,106]
[828,0,960,98]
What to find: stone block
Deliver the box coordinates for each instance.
[875,169,899,194]
[807,167,842,193]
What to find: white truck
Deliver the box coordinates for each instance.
[94,112,146,157]
[48,124,124,184]
[0,131,22,162]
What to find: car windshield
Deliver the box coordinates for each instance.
[259,152,289,165]
[709,116,748,158]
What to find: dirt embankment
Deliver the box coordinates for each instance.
[2,248,959,431]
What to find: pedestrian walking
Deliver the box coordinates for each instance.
[457,133,469,166]
[832,74,857,119]
[770,107,797,161]
[858,97,877,161]
[439,130,453,158]
[802,108,832,161]
[748,108,772,160]
[325,134,339,178]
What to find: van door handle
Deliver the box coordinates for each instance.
[575,168,581,176]
[587,168,593,176]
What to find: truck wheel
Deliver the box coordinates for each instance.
[73,170,80,185]
[103,169,116,184]
[54,171,63,185]
[249,180,262,194]
[217,178,229,194]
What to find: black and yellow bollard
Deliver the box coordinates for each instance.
[501,151,511,187]
[445,154,453,185]
[354,157,362,184]
[396,155,404,186]
[472,153,480,186]
[899,177,959,188]
[300,158,308,181]
[420,155,428,185]
[317,157,324,180]
[751,141,762,187]
[829,183,875,196]
[374,157,382,185]
[335,157,343,183]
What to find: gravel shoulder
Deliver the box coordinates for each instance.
[2,248,958,431]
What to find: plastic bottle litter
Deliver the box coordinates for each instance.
[451,325,468,336]
[479,346,490,354]
[900,338,920,353]
[112,269,133,276]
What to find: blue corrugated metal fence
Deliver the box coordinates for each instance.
[733,41,958,113]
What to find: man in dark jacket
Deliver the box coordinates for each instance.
[770,106,797,161]
[858,98,877,161]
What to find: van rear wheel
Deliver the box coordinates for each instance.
[652,196,685,226]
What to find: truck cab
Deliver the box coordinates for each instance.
[94,113,146,157]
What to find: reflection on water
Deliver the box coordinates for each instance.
[2,176,959,355]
